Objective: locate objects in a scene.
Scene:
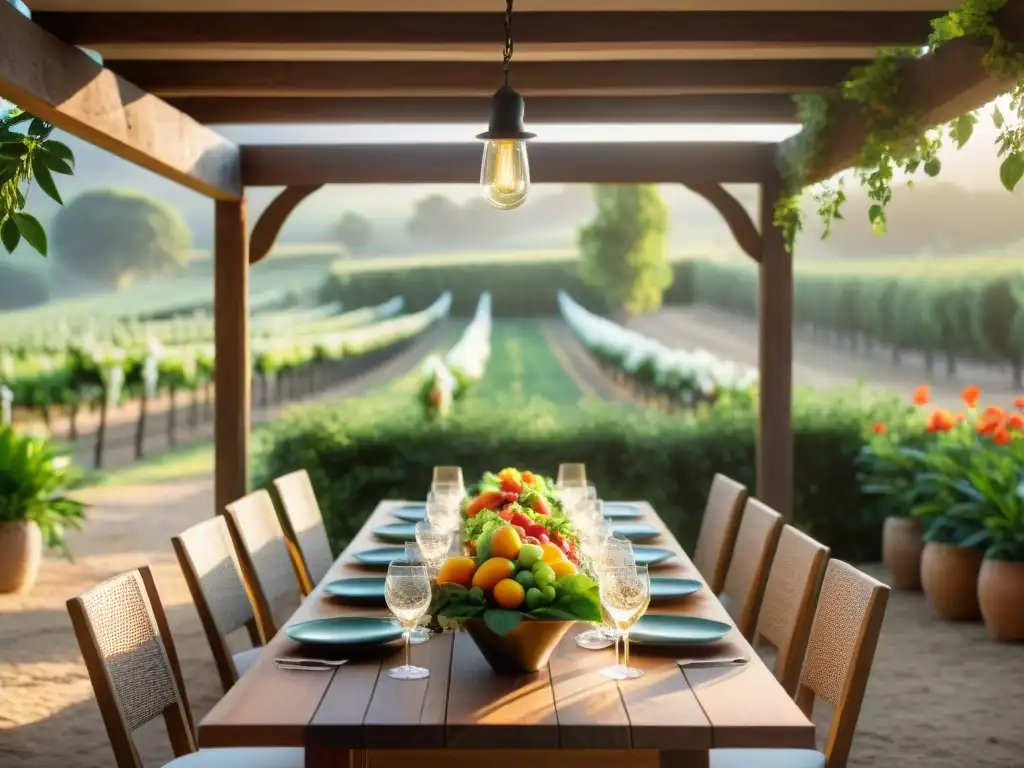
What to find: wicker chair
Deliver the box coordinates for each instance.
[692,473,748,594]
[711,560,890,768]
[66,566,302,768]
[719,498,783,639]
[225,489,304,640]
[272,470,334,596]
[172,516,265,693]
[753,525,830,696]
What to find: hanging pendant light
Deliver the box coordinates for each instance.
[477,0,535,210]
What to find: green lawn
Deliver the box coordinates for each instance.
[469,320,584,406]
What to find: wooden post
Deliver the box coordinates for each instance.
[214,197,250,517]
[757,178,793,518]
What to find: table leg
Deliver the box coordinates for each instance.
[305,747,366,768]
[659,750,709,768]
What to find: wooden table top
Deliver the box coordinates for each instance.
[199,500,815,752]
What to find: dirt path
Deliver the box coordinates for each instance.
[632,306,1022,410]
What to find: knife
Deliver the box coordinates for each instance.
[677,656,748,669]
[274,658,349,670]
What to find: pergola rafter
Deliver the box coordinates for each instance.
[6,0,1021,521]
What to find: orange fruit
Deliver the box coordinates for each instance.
[493,578,526,609]
[471,557,516,590]
[490,525,523,560]
[436,556,477,588]
[549,559,578,579]
[541,542,567,565]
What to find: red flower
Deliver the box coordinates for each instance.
[926,408,954,432]
[978,406,1006,435]
[962,385,981,408]
[1015,396,1024,409]
[871,423,887,435]
[1008,413,1024,431]
[912,385,931,406]
[993,427,1013,445]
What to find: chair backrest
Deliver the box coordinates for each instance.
[66,567,196,768]
[273,470,334,596]
[225,489,302,639]
[754,524,830,695]
[797,560,890,768]
[172,515,263,693]
[692,473,748,594]
[720,498,783,639]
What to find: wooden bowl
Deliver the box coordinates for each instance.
[463,619,574,674]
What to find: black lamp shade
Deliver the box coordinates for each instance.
[476,85,537,141]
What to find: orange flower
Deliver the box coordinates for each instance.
[954,412,966,424]
[962,385,981,408]
[993,427,1013,445]
[912,385,931,406]
[1015,396,1024,409]
[978,406,1006,435]
[1009,413,1024,430]
[983,406,1006,421]
[926,408,955,432]
[871,423,887,435]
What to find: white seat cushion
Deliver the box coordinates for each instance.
[233,647,262,678]
[711,749,826,768]
[169,748,304,768]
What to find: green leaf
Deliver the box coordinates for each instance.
[0,142,27,159]
[554,594,602,623]
[951,114,975,148]
[993,104,1005,129]
[867,204,884,225]
[3,112,33,129]
[13,212,47,256]
[999,153,1024,191]
[40,141,75,173]
[527,607,578,621]
[923,157,941,177]
[483,608,521,637]
[0,217,21,253]
[40,153,74,176]
[27,118,54,140]
[31,157,63,205]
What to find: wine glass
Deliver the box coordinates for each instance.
[576,536,633,650]
[557,463,587,488]
[402,544,432,645]
[599,566,651,680]
[415,521,453,567]
[432,466,464,493]
[425,496,459,535]
[384,562,432,680]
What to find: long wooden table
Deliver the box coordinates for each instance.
[199,500,815,768]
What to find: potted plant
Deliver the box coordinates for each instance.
[0,426,86,594]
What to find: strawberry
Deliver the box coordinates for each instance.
[532,495,552,517]
[525,523,547,540]
[501,491,519,504]
[510,512,533,529]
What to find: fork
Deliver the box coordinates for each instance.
[676,656,748,669]
[274,658,349,671]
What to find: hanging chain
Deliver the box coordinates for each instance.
[502,0,515,85]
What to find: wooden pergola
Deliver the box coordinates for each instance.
[3,0,1021,520]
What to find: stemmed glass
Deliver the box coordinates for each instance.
[432,466,465,494]
[415,521,453,568]
[576,536,633,650]
[599,566,651,680]
[557,463,587,488]
[384,562,432,680]
[402,543,432,645]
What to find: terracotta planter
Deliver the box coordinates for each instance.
[920,541,983,621]
[0,521,43,595]
[882,516,924,591]
[464,619,573,674]
[978,559,1024,641]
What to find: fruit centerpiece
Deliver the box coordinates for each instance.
[429,467,601,673]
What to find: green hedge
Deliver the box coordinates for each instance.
[320,257,696,317]
[253,391,909,563]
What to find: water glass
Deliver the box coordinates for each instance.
[425,496,459,534]
[432,466,465,493]
[415,521,453,566]
[576,536,633,651]
[599,566,650,680]
[384,562,432,680]
[557,463,588,488]
[401,544,433,645]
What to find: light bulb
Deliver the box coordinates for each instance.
[480,139,530,210]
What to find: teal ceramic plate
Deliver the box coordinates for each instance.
[374,523,418,543]
[603,502,643,520]
[629,614,732,646]
[353,547,407,568]
[322,577,386,606]
[650,577,703,602]
[611,522,660,542]
[633,546,676,567]
[286,616,404,647]
[392,504,427,523]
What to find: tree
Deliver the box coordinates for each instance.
[406,194,463,244]
[333,211,373,255]
[577,185,671,320]
[51,189,192,291]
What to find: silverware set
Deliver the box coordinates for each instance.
[275,657,349,671]
[676,656,748,669]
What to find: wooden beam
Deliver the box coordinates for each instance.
[0,2,240,201]
[169,94,800,125]
[797,0,1024,184]
[681,182,761,262]
[111,59,860,98]
[757,175,793,519]
[214,197,250,516]
[250,186,323,265]
[35,11,935,50]
[240,142,778,186]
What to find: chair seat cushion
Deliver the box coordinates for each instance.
[169,748,304,768]
[233,646,262,678]
[711,749,825,768]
